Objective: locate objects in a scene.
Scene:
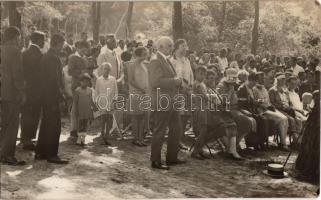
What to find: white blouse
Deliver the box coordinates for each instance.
[170,56,194,86]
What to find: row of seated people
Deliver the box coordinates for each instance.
[189,66,317,160]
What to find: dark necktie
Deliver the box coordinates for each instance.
[166,58,177,76]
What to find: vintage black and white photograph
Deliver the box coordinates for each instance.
[0,0,320,199]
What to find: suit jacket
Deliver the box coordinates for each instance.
[40,49,64,106]
[237,83,255,113]
[0,44,25,102]
[268,86,292,113]
[148,52,180,111]
[22,44,43,104]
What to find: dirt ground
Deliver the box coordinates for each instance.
[0,118,318,199]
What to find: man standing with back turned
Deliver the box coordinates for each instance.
[20,31,45,150]
[35,34,68,164]
[0,27,26,165]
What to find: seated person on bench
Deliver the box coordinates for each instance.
[217,68,257,149]
[237,72,270,150]
[191,66,243,160]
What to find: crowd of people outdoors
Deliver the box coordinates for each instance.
[0,25,320,171]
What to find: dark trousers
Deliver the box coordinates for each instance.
[36,105,61,158]
[101,113,113,137]
[150,110,182,162]
[20,103,41,143]
[0,101,20,158]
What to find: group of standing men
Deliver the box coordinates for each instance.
[1,27,68,165]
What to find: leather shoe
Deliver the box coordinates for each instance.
[278,144,290,152]
[22,143,36,151]
[166,159,187,166]
[70,130,78,137]
[199,151,212,159]
[151,161,169,170]
[226,153,245,161]
[191,153,205,160]
[47,156,69,164]
[179,143,189,151]
[35,154,47,160]
[0,157,26,166]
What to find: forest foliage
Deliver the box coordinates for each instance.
[1,1,320,56]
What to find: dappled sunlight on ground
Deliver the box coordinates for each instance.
[1,117,318,199]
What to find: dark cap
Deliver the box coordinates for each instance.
[30,31,45,43]
[248,72,258,82]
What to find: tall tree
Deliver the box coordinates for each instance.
[92,2,101,44]
[172,2,183,41]
[126,2,134,39]
[251,0,259,54]
[218,1,227,42]
[8,1,22,29]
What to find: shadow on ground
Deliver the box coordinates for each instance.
[0,118,318,199]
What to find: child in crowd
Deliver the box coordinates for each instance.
[73,74,97,146]
[95,62,118,145]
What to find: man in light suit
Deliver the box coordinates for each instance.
[97,34,122,81]
[148,36,186,170]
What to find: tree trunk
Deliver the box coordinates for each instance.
[126,2,134,40]
[8,2,21,29]
[0,2,2,34]
[172,2,183,41]
[218,1,227,42]
[92,2,101,45]
[251,0,259,55]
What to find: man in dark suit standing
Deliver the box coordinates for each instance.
[0,27,26,166]
[20,31,45,150]
[148,36,186,170]
[35,34,68,164]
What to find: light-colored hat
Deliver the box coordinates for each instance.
[225,68,238,83]
[275,73,286,80]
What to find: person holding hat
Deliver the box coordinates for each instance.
[217,68,257,149]
[20,31,45,151]
[73,73,97,146]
